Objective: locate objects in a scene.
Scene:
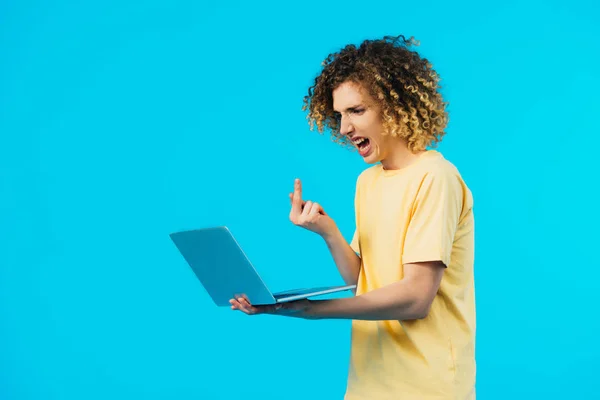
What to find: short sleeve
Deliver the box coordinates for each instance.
[349,173,362,256]
[402,170,463,267]
[350,229,360,256]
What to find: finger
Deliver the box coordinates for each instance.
[241,295,264,315]
[291,179,303,216]
[240,298,258,314]
[230,299,246,313]
[241,294,252,304]
[309,202,322,217]
[231,298,246,312]
[235,296,253,314]
[241,296,279,314]
[301,200,313,218]
[290,193,307,211]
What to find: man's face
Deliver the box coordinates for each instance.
[332,81,395,164]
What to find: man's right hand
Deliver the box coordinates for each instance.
[289,178,338,239]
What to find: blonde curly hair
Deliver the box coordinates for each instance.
[302,35,449,152]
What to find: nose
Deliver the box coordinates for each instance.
[339,115,354,137]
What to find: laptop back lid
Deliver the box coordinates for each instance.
[169,226,276,306]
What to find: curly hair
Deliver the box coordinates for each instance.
[302,35,449,153]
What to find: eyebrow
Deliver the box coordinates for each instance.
[333,104,364,113]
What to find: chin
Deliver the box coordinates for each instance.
[362,153,380,164]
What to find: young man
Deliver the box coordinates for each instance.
[230,35,476,400]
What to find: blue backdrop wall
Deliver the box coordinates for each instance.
[1,0,599,399]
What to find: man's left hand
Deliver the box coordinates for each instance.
[229,295,312,318]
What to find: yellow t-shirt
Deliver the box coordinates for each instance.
[346,150,476,400]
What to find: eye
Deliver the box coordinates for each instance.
[353,108,365,115]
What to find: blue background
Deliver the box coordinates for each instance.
[1,0,599,398]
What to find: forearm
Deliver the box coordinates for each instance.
[322,229,361,288]
[305,280,428,321]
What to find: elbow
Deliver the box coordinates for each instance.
[410,299,434,320]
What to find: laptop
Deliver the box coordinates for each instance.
[169,226,356,306]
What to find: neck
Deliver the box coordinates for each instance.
[380,140,426,170]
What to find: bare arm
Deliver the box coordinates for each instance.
[304,261,445,320]
[231,261,445,320]
[232,180,447,319]
[322,229,361,289]
[286,179,361,289]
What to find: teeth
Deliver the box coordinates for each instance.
[354,138,366,145]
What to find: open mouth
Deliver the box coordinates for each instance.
[352,137,372,157]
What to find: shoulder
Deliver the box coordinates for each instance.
[418,151,466,186]
[416,152,473,208]
[355,164,381,185]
